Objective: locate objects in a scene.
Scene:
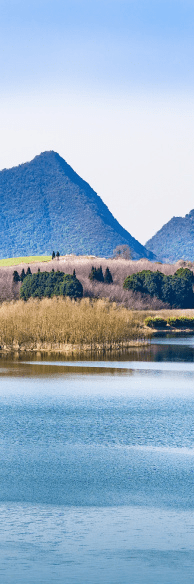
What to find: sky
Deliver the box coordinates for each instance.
[1,0,194,245]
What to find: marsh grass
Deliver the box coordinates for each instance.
[0,297,147,352]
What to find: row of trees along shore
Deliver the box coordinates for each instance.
[12,264,194,309]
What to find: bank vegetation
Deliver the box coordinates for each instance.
[0,297,147,353]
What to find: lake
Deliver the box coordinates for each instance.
[0,337,194,583]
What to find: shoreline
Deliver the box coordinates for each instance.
[0,338,149,355]
[1,329,194,355]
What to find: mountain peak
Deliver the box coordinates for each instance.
[0,152,154,260]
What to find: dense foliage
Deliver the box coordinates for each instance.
[104,267,113,284]
[144,317,167,328]
[89,266,113,283]
[146,209,194,263]
[123,268,194,308]
[145,316,194,329]
[0,151,154,260]
[13,267,31,282]
[20,270,83,300]
[89,266,104,282]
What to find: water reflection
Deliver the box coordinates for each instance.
[0,336,194,583]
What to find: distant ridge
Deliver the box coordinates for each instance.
[146,209,194,263]
[0,151,155,260]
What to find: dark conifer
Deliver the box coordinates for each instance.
[13,270,20,282]
[52,251,55,259]
[89,266,96,281]
[104,267,113,284]
[89,265,104,282]
[20,268,26,281]
[26,267,32,276]
[96,266,104,282]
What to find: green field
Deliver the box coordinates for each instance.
[0,256,51,267]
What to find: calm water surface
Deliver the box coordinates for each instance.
[0,338,194,583]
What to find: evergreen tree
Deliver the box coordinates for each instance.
[104,267,113,284]
[56,251,60,259]
[89,266,96,281]
[123,268,194,308]
[20,270,83,300]
[89,266,104,282]
[20,268,26,281]
[52,251,55,259]
[26,267,32,276]
[13,270,20,282]
[73,269,76,277]
[96,266,104,282]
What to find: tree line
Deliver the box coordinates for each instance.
[123,268,194,308]
[18,270,83,300]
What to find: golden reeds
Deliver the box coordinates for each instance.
[0,297,146,352]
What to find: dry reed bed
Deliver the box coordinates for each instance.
[0,297,147,352]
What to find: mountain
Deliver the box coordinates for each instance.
[0,151,154,260]
[146,209,194,263]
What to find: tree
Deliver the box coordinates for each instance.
[60,275,83,299]
[104,267,113,284]
[88,266,104,282]
[20,268,26,281]
[52,251,55,259]
[20,270,83,300]
[13,270,20,282]
[26,267,32,276]
[89,266,96,281]
[123,268,194,308]
[113,245,132,260]
[56,251,60,260]
[73,269,76,277]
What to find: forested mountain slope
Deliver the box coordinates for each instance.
[146,209,194,263]
[0,151,154,260]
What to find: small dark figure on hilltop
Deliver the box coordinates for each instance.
[56,251,60,260]
[20,268,26,282]
[104,267,113,284]
[13,270,20,282]
[52,251,55,259]
[73,269,76,277]
[89,266,104,282]
[26,267,32,276]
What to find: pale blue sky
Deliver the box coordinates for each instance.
[1,0,194,244]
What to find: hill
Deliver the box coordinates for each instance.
[146,209,194,263]
[1,254,193,308]
[0,151,154,260]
